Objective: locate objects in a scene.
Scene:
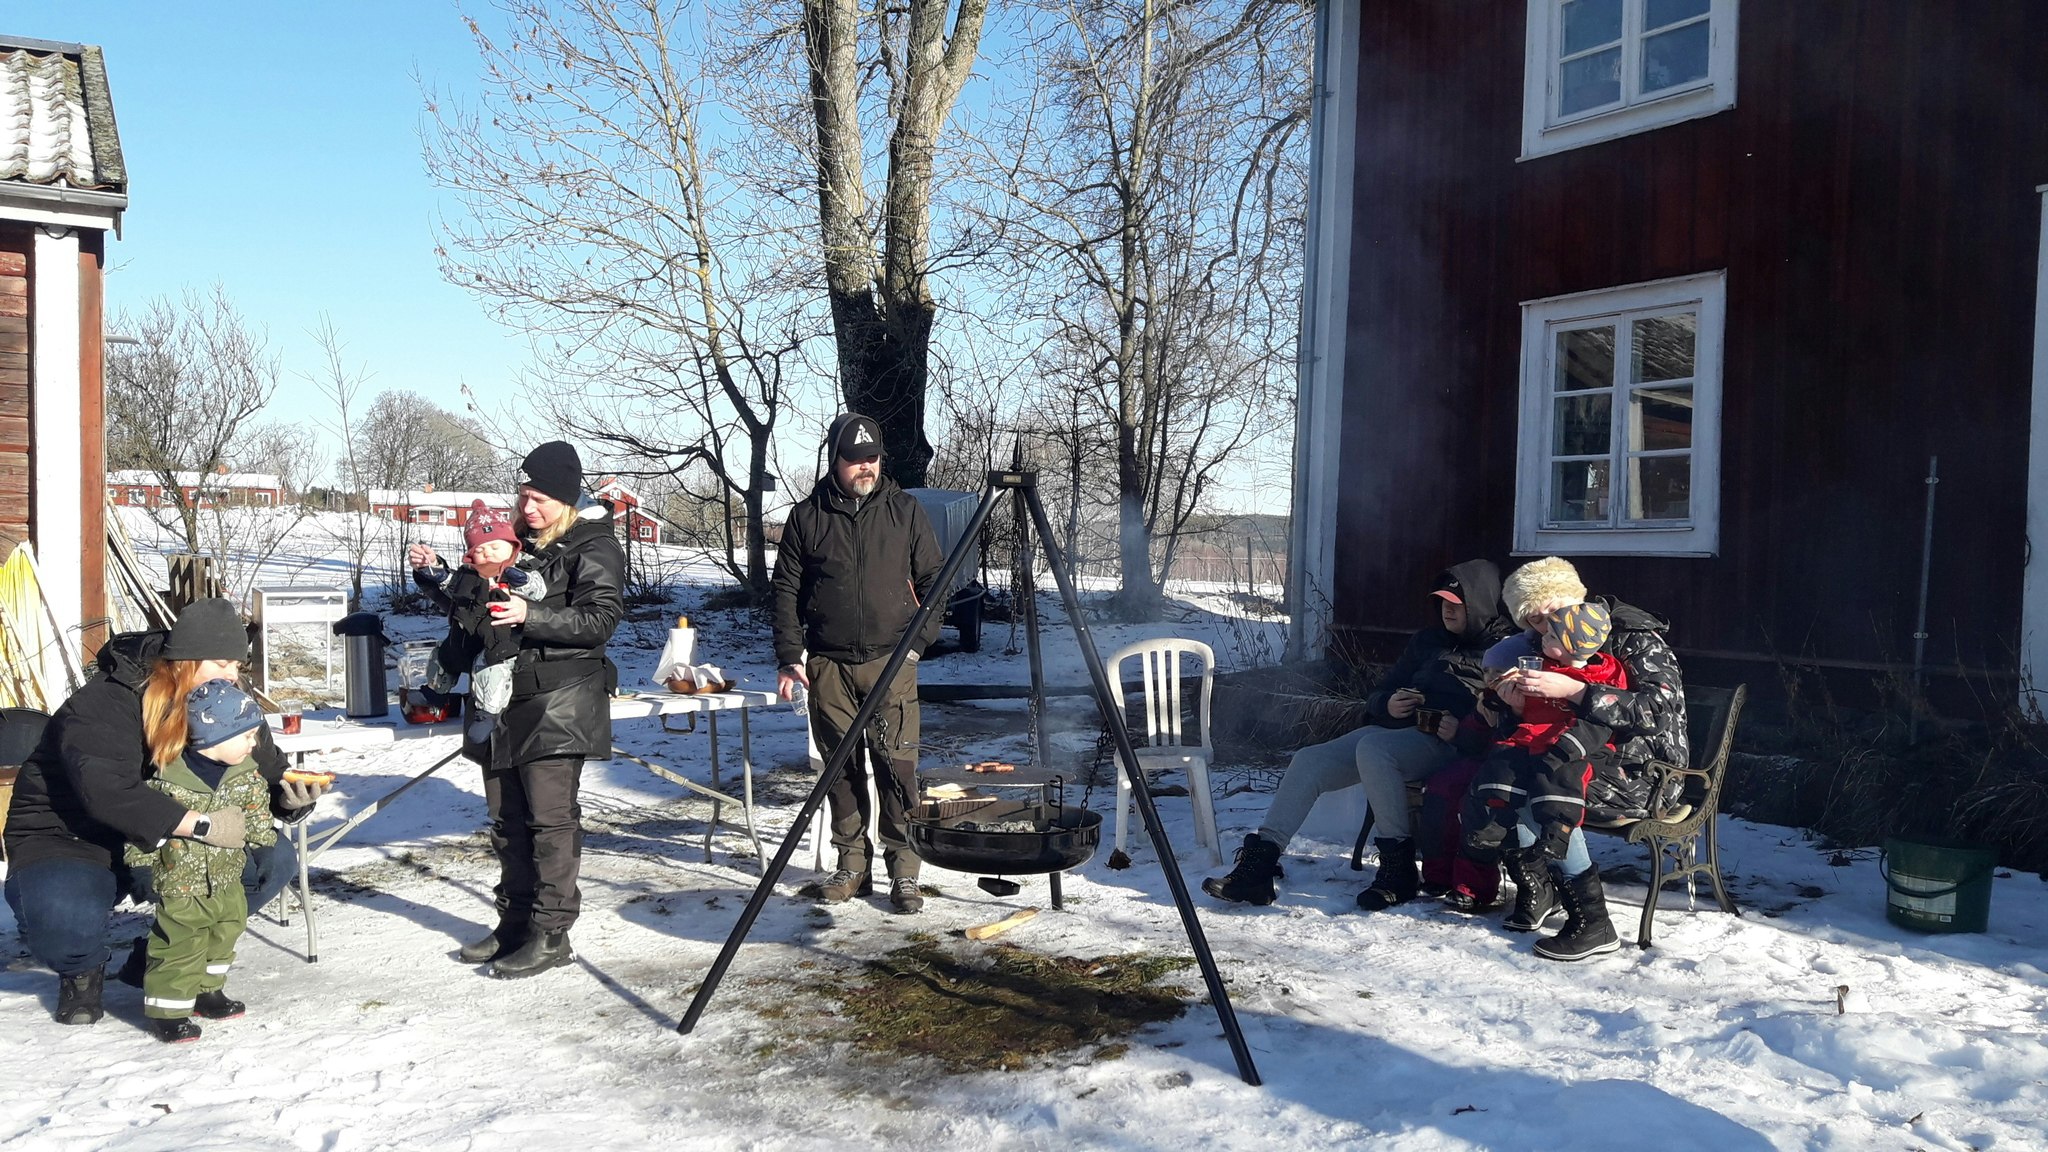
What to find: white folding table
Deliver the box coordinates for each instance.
[269,689,781,961]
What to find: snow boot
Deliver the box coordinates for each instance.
[1441,881,1503,914]
[1357,838,1420,911]
[800,868,873,903]
[1503,847,1564,933]
[115,934,149,988]
[194,989,246,1020]
[459,925,527,964]
[1202,833,1285,905]
[1534,863,1622,961]
[150,1016,203,1044]
[55,969,104,1025]
[889,877,925,914]
[491,930,574,979]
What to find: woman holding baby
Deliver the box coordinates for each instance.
[408,441,624,980]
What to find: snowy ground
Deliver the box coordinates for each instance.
[6,519,2048,1150]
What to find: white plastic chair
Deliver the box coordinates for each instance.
[1106,638,1222,866]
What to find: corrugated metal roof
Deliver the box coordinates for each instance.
[0,39,125,192]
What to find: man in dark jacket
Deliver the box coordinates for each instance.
[1204,560,1513,908]
[773,412,943,914]
[3,603,321,1024]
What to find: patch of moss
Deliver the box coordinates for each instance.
[815,941,1194,1072]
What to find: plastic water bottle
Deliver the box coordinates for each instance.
[790,679,810,718]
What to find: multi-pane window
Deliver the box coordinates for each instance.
[1516,272,1724,555]
[1521,0,1737,158]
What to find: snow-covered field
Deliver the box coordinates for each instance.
[6,514,2047,1150]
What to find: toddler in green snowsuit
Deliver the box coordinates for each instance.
[124,678,275,1043]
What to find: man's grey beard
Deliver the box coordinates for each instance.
[845,474,877,497]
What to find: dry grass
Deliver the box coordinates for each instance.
[812,940,1195,1072]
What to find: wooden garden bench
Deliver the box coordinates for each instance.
[1349,683,1746,949]
[1581,682,1745,948]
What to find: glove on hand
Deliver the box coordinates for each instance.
[278,776,331,811]
[196,808,247,849]
[1461,818,1510,865]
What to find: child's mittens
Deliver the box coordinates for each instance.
[506,565,547,601]
[1535,820,1574,861]
[1462,811,1511,864]
[195,808,248,849]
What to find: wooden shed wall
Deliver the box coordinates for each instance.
[0,224,28,553]
[1334,1,2048,680]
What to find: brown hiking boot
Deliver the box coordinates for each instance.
[888,877,924,914]
[800,868,872,903]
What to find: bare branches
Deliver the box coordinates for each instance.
[105,285,280,553]
[971,0,1311,608]
[425,0,812,597]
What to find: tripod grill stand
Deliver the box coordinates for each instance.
[676,467,1261,1086]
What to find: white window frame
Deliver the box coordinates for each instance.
[1515,270,1725,556]
[1521,0,1739,160]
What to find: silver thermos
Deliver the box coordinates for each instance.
[333,611,390,718]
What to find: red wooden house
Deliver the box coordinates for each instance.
[2,35,123,658]
[107,467,282,509]
[1288,1,2048,708]
[366,488,514,526]
[593,476,672,545]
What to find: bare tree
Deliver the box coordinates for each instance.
[987,0,1311,611]
[304,319,382,610]
[425,0,808,598]
[240,419,328,501]
[796,0,989,489]
[105,286,280,552]
[352,390,503,492]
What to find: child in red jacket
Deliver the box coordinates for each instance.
[1458,604,1627,915]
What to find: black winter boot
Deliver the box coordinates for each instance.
[115,934,150,988]
[1202,833,1285,905]
[55,969,104,1025]
[1534,863,1622,961]
[459,924,528,964]
[1503,848,1564,933]
[490,930,574,979]
[1357,838,1420,911]
[194,989,246,1020]
[151,1016,203,1043]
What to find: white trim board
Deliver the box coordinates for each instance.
[1286,0,1359,661]
[30,226,84,691]
[2022,188,2048,714]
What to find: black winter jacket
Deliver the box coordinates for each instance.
[429,503,626,769]
[772,474,944,668]
[2,631,300,871]
[1364,560,1515,726]
[1579,595,1689,817]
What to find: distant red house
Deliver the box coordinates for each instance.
[593,476,673,545]
[106,468,281,509]
[366,487,513,526]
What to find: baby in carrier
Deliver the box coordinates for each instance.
[415,500,548,742]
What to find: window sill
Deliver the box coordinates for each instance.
[1519,84,1733,162]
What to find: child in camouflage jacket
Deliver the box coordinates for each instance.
[124,679,276,1043]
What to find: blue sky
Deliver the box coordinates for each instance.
[15,2,1294,514]
[20,2,528,414]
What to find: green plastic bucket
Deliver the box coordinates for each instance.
[1880,836,1996,934]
